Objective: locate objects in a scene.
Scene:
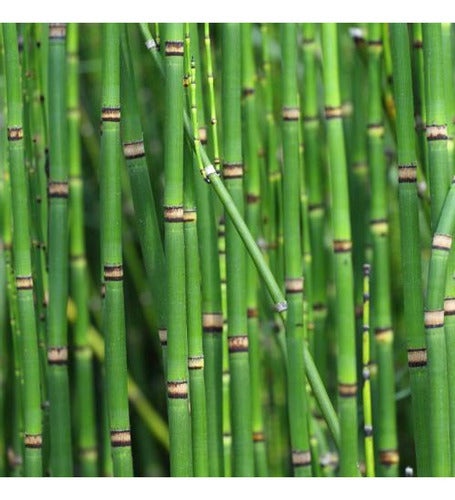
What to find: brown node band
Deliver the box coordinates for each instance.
[324,106,343,119]
[243,87,255,97]
[247,307,258,318]
[407,348,427,368]
[202,312,223,333]
[247,193,260,204]
[285,277,304,294]
[282,107,300,121]
[188,355,204,370]
[333,239,352,253]
[413,40,423,49]
[368,39,383,47]
[445,297,455,316]
[367,122,385,136]
[292,450,312,467]
[123,140,145,160]
[48,181,69,198]
[165,40,184,56]
[16,275,33,290]
[7,127,23,141]
[223,163,244,179]
[370,218,388,236]
[101,106,121,122]
[253,431,264,442]
[425,309,444,329]
[47,346,68,365]
[164,205,184,222]
[183,209,197,223]
[228,335,249,353]
[379,449,399,466]
[309,202,324,213]
[375,327,393,342]
[303,115,318,124]
[110,430,131,448]
[426,124,448,141]
[398,164,417,183]
[432,233,452,251]
[338,382,357,397]
[158,329,167,346]
[167,380,189,399]
[49,23,66,39]
[24,433,43,449]
[302,37,315,45]
[198,127,207,145]
[104,264,123,282]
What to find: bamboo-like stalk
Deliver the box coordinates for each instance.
[321,23,359,477]
[47,22,73,476]
[362,264,375,478]
[67,23,98,477]
[367,23,398,477]
[280,23,311,478]
[162,22,192,477]
[120,26,167,364]
[221,22,254,477]
[100,23,133,477]
[241,22,268,477]
[390,22,429,477]
[3,23,43,477]
[184,44,209,476]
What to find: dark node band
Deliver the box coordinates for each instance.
[165,40,184,56]
[253,431,264,442]
[16,275,33,290]
[324,106,343,119]
[398,164,417,183]
[368,39,383,47]
[285,277,304,294]
[426,124,448,141]
[445,297,455,316]
[164,205,184,223]
[47,346,68,365]
[309,202,324,212]
[292,450,312,467]
[199,127,207,145]
[370,218,388,236]
[123,140,145,160]
[24,434,43,449]
[379,449,399,466]
[228,335,249,353]
[202,312,223,333]
[110,430,132,447]
[188,355,204,370]
[375,327,393,342]
[48,180,69,198]
[183,210,197,223]
[104,264,123,282]
[432,233,452,251]
[49,23,66,39]
[364,425,373,437]
[363,263,371,276]
[247,308,258,318]
[333,239,352,253]
[247,193,260,204]
[7,126,23,141]
[407,348,427,368]
[413,40,423,49]
[313,302,327,312]
[223,162,244,179]
[424,310,444,329]
[167,380,189,399]
[158,329,167,346]
[282,107,300,121]
[102,106,121,122]
[338,382,357,397]
[363,292,370,303]
[242,87,255,97]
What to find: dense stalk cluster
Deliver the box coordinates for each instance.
[0,22,455,477]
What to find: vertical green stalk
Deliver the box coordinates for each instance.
[67,23,98,477]
[321,23,359,477]
[280,23,311,478]
[302,23,328,383]
[47,22,73,476]
[101,23,133,477]
[221,23,254,477]
[241,22,268,477]
[163,23,192,477]
[184,49,209,477]
[367,24,398,477]
[362,264,375,478]
[390,23,429,477]
[3,22,43,477]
